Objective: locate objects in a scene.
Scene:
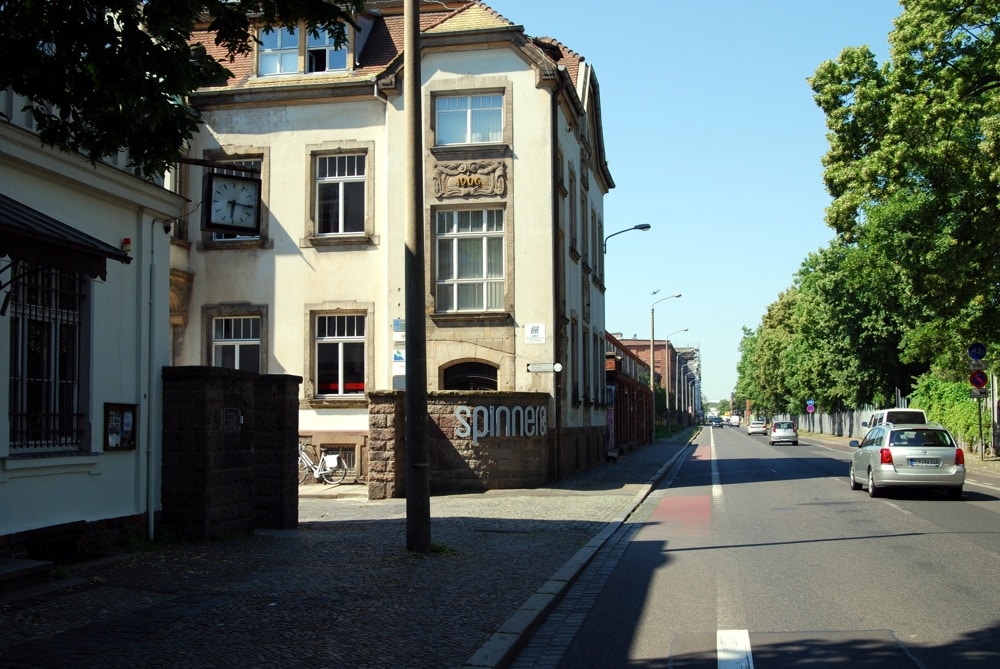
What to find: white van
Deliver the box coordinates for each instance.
[729,415,741,427]
[862,408,927,429]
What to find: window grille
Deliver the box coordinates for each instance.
[8,262,86,453]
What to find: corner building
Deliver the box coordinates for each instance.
[173,0,616,484]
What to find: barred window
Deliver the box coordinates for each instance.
[8,262,86,453]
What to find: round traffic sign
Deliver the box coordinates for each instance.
[806,404,815,413]
[969,342,987,361]
[970,369,989,389]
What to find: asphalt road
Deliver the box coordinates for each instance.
[514,425,1000,668]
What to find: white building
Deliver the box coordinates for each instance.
[173,0,616,480]
[0,90,185,558]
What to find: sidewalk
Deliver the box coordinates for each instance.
[0,431,697,669]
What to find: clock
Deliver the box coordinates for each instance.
[202,172,262,234]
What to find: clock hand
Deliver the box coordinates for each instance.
[228,200,236,220]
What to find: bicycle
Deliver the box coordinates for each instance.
[298,443,348,485]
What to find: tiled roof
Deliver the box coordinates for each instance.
[532,37,584,89]
[425,1,513,33]
[190,2,585,92]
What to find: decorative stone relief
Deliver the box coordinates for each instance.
[432,160,507,198]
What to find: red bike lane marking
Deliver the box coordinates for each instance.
[647,441,714,536]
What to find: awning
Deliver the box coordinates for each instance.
[0,191,132,282]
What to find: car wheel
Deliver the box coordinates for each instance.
[946,486,963,500]
[792,441,798,445]
[849,462,862,490]
[867,468,882,498]
[768,440,774,445]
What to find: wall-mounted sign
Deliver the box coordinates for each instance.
[526,362,563,373]
[104,403,137,450]
[454,404,548,445]
[525,323,545,344]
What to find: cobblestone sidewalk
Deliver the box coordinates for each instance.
[0,435,695,669]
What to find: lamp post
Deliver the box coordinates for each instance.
[662,328,688,435]
[603,223,651,253]
[675,352,686,429]
[650,293,681,443]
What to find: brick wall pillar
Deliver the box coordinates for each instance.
[251,374,302,529]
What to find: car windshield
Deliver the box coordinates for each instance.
[889,429,953,447]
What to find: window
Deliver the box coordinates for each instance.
[435,94,502,145]
[316,154,365,235]
[315,314,365,396]
[307,32,347,72]
[211,159,262,241]
[212,316,261,373]
[435,209,504,312]
[259,27,299,75]
[568,172,577,252]
[8,263,85,453]
[443,362,498,390]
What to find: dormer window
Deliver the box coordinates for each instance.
[258,25,350,77]
[307,32,348,72]
[259,27,298,75]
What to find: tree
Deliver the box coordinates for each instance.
[809,0,1000,350]
[0,0,365,176]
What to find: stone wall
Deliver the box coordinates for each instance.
[368,390,554,499]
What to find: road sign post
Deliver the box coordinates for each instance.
[968,343,988,460]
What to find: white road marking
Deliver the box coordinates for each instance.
[965,477,1000,493]
[711,428,723,498]
[717,629,754,668]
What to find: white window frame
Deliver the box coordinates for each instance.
[435,94,503,145]
[307,31,348,72]
[314,314,366,397]
[211,316,262,372]
[315,153,366,235]
[258,27,299,75]
[435,208,505,313]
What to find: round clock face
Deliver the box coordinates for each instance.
[210,177,259,228]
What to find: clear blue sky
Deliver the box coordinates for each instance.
[491,0,902,402]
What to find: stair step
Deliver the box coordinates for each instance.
[0,558,54,593]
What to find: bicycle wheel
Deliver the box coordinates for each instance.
[321,463,348,486]
[298,458,312,485]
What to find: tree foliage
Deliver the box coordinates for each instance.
[0,0,365,176]
[737,1,1000,428]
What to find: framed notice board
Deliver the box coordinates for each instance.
[104,403,138,451]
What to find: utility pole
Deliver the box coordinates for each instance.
[404,0,430,553]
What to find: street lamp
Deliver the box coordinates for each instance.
[650,293,681,443]
[662,328,688,435]
[603,223,651,253]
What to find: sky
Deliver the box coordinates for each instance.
[490,0,903,402]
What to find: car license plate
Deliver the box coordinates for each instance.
[909,458,939,467]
